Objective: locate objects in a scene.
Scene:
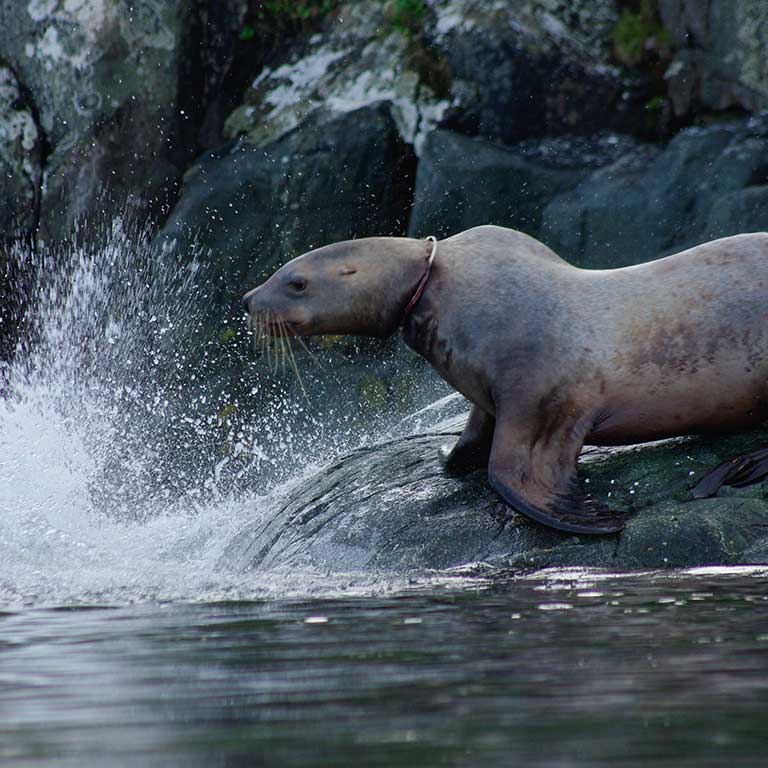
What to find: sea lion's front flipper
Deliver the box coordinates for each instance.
[439,405,495,474]
[487,412,627,535]
[692,446,768,499]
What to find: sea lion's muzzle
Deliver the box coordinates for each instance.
[241,287,258,312]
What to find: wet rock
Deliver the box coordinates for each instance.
[541,117,768,268]
[223,1,450,152]
[0,64,42,240]
[224,415,768,574]
[659,0,768,116]
[0,0,196,239]
[408,129,637,239]
[154,103,439,466]
[427,0,648,143]
[0,63,42,362]
[157,103,416,322]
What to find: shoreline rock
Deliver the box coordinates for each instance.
[224,415,768,574]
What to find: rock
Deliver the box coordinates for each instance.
[0,63,42,362]
[541,117,768,268]
[158,103,416,324]
[223,0,653,155]
[427,0,649,143]
[0,64,42,240]
[223,1,451,152]
[0,0,258,240]
[0,0,190,239]
[658,0,768,116]
[408,129,641,239]
[224,415,768,574]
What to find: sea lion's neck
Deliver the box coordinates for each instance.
[401,279,451,376]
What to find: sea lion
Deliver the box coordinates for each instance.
[241,225,768,534]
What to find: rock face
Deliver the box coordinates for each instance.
[0,64,42,241]
[223,2,450,151]
[154,103,444,468]
[0,0,210,239]
[542,116,768,268]
[158,104,416,316]
[225,415,768,574]
[426,0,647,144]
[408,129,639,239]
[660,0,768,116]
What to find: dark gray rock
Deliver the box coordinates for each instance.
[0,64,42,240]
[152,104,443,488]
[659,0,768,117]
[541,118,768,268]
[224,416,768,574]
[427,0,649,143]
[408,129,585,239]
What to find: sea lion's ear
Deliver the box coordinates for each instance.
[339,267,357,276]
[487,405,629,535]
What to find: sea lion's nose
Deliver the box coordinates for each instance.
[241,289,256,311]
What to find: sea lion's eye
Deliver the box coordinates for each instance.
[288,277,307,292]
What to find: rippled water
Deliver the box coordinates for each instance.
[2,228,768,766]
[2,569,768,767]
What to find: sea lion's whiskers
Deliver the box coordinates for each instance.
[265,311,273,372]
[279,317,288,376]
[283,320,309,402]
[292,332,325,371]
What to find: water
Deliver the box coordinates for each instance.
[2,226,768,766]
[2,569,768,767]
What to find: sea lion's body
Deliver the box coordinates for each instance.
[243,225,768,533]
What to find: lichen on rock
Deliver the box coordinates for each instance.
[223,1,450,151]
[0,63,42,238]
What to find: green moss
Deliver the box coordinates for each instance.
[239,24,255,41]
[613,10,648,65]
[218,402,237,425]
[259,0,337,23]
[612,1,670,67]
[390,0,427,36]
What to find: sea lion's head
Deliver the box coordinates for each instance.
[241,237,434,338]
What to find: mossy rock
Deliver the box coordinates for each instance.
[224,417,768,574]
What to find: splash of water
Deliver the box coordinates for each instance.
[0,221,310,605]
[0,219,457,606]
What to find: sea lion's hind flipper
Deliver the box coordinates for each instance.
[692,446,768,498]
[489,471,627,535]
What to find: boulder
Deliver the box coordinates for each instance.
[0,64,42,240]
[659,0,768,115]
[0,0,190,239]
[222,0,651,156]
[224,415,768,574]
[153,104,445,487]
[0,0,250,240]
[426,0,649,143]
[407,128,638,239]
[157,103,416,326]
[541,116,768,268]
[223,1,451,151]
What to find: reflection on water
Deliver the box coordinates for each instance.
[1,568,767,767]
